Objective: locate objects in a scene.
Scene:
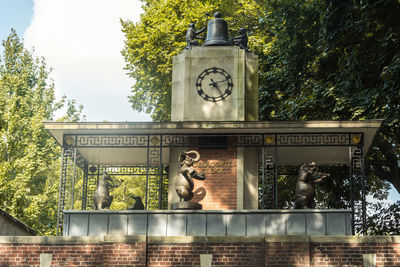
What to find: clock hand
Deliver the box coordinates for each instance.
[214,79,227,84]
[209,78,217,87]
[213,83,223,95]
[208,78,223,95]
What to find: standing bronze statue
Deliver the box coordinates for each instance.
[172,150,205,210]
[93,172,123,210]
[175,150,205,201]
[294,162,329,209]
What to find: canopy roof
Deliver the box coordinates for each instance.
[43,120,382,165]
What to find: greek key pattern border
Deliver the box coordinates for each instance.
[351,147,363,171]
[276,133,349,145]
[63,132,363,148]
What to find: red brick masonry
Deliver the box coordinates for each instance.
[0,236,399,267]
[192,147,237,210]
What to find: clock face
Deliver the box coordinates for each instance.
[196,67,233,102]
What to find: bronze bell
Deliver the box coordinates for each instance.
[203,12,232,46]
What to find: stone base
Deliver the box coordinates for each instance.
[63,209,352,236]
[171,202,202,210]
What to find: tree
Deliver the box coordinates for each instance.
[121,0,400,197]
[0,29,83,235]
[258,0,400,195]
[365,200,400,235]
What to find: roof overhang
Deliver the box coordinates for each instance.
[43,120,383,165]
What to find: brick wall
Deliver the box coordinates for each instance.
[0,243,103,266]
[265,241,311,266]
[310,242,400,266]
[0,236,399,267]
[192,146,237,210]
[146,242,264,266]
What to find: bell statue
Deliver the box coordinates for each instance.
[203,12,232,46]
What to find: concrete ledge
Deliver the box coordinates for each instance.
[0,236,104,244]
[147,236,266,244]
[103,235,146,243]
[309,235,399,244]
[104,236,265,244]
[64,209,351,214]
[0,235,399,244]
[64,209,353,237]
[0,236,48,244]
[265,235,311,243]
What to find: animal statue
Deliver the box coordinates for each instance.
[127,196,144,210]
[186,22,206,48]
[93,173,122,210]
[185,13,210,48]
[175,150,205,201]
[230,28,248,50]
[295,162,329,209]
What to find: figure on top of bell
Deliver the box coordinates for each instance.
[186,22,206,49]
[186,13,211,49]
[231,28,249,51]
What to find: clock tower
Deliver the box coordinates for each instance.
[169,13,259,210]
[171,46,258,121]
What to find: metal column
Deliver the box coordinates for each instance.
[260,146,277,209]
[81,163,89,210]
[145,135,165,210]
[349,145,366,235]
[56,147,77,236]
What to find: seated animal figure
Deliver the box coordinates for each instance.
[230,28,248,50]
[93,173,122,210]
[175,150,205,202]
[127,196,144,210]
[295,162,329,209]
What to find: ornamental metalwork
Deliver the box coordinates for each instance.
[57,131,367,235]
[80,165,168,211]
[144,166,168,210]
[64,132,363,148]
[276,133,350,146]
[66,135,148,147]
[350,146,366,235]
[237,135,263,146]
[259,147,277,209]
[81,164,89,210]
[162,135,189,147]
[57,147,86,236]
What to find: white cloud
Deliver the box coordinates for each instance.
[24,0,151,121]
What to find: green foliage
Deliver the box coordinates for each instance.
[365,201,400,235]
[0,29,84,235]
[258,0,400,196]
[109,175,146,210]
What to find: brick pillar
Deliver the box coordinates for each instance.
[192,146,238,210]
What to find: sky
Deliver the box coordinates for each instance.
[0,0,399,203]
[0,0,150,122]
